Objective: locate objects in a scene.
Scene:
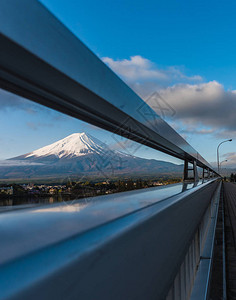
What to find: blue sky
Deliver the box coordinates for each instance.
[39,0,236,89]
[1,0,236,167]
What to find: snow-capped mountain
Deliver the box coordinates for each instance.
[18,132,121,160]
[0,132,183,179]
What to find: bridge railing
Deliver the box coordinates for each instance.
[0,1,222,299]
[0,179,220,300]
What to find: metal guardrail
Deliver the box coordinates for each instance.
[0,0,217,175]
[0,179,220,300]
[0,1,223,299]
[167,180,222,300]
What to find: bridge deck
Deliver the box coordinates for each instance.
[224,182,236,298]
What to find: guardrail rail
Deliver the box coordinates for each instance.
[0,1,223,300]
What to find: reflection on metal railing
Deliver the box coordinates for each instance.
[0,179,220,300]
[0,1,223,299]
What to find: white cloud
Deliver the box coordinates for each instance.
[166,66,202,81]
[222,152,236,168]
[103,55,236,139]
[103,56,167,81]
[145,81,236,138]
[0,160,43,166]
[102,55,202,83]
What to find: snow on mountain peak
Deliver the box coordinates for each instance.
[25,132,111,159]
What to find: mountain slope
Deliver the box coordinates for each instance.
[0,132,183,179]
[15,133,117,160]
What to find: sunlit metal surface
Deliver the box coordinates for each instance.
[0,181,207,265]
[0,0,215,172]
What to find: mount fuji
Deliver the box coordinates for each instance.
[20,133,119,160]
[0,132,183,180]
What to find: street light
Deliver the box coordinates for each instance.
[217,139,232,173]
[220,159,227,174]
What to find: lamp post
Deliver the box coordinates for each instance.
[220,159,227,174]
[217,139,232,173]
